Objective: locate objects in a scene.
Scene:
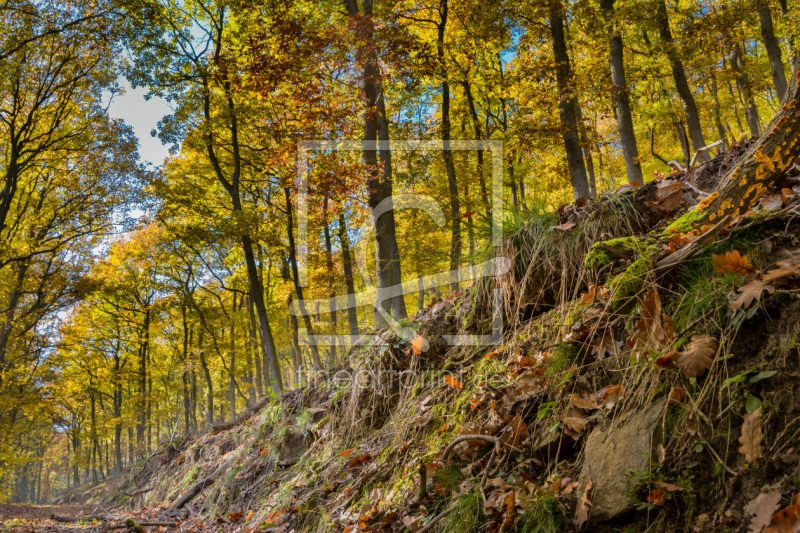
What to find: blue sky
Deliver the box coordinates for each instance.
[107,81,172,167]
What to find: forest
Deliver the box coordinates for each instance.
[1,0,800,531]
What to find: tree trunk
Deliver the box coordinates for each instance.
[710,70,728,142]
[322,197,338,367]
[548,0,591,200]
[461,78,490,217]
[437,0,461,292]
[776,0,795,69]
[288,294,304,387]
[337,212,359,337]
[343,0,407,325]
[197,328,214,427]
[180,304,191,435]
[284,188,323,370]
[228,292,237,420]
[704,51,800,220]
[757,1,788,101]
[655,0,708,159]
[730,42,762,138]
[602,0,643,185]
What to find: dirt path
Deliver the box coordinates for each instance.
[0,504,96,521]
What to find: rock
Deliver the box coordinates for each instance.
[278,429,313,466]
[577,398,666,523]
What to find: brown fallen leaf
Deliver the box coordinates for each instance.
[759,192,784,210]
[763,262,800,283]
[732,279,776,310]
[628,288,675,355]
[503,414,528,447]
[563,408,589,440]
[556,222,576,231]
[570,393,599,410]
[657,443,666,464]
[646,189,686,214]
[745,491,782,533]
[656,178,682,198]
[575,480,593,528]
[764,504,800,533]
[595,384,624,409]
[591,330,622,360]
[739,408,764,463]
[686,418,698,436]
[713,250,756,275]
[675,335,719,378]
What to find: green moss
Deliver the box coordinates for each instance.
[584,237,645,270]
[182,464,201,484]
[662,209,705,236]
[607,246,660,311]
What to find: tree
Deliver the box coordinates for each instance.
[654,0,708,158]
[549,0,591,200]
[601,0,643,184]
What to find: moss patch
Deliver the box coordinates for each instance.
[584,237,645,270]
[607,245,660,311]
[662,209,705,236]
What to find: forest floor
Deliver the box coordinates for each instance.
[8,143,800,533]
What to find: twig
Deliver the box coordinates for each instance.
[689,140,725,171]
[416,506,455,533]
[770,416,800,456]
[297,433,330,464]
[122,486,153,497]
[480,445,499,506]
[441,435,523,463]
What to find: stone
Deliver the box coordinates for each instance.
[577,397,666,523]
[278,429,313,466]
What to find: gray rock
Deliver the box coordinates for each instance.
[577,398,666,523]
[278,429,313,466]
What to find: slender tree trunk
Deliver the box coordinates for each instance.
[288,294,303,387]
[228,292,237,419]
[710,71,728,142]
[757,1,788,101]
[461,78,490,216]
[674,119,691,164]
[343,0,407,324]
[246,297,263,397]
[322,196,338,367]
[602,0,643,184]
[730,43,762,137]
[776,0,795,69]
[180,304,191,435]
[548,0,591,199]
[283,188,323,370]
[197,329,213,426]
[337,212,359,337]
[655,0,708,158]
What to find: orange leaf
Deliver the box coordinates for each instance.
[340,449,355,458]
[246,511,253,521]
[411,335,425,355]
[712,250,756,275]
[444,376,463,389]
[648,488,667,506]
